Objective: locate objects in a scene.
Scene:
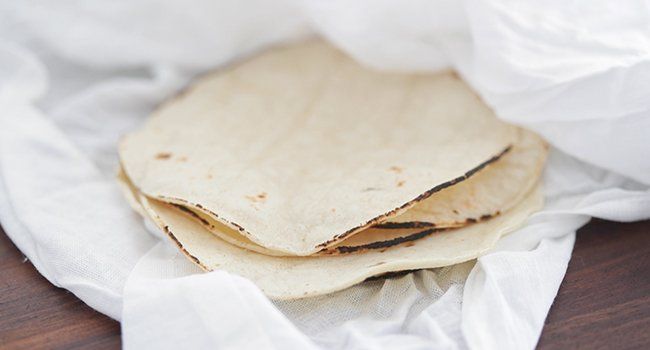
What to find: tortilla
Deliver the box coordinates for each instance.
[119,41,519,256]
[137,184,543,299]
[119,169,447,256]
[169,200,438,256]
[381,127,547,228]
[118,124,545,256]
[122,175,438,257]
[119,167,289,256]
[118,126,546,256]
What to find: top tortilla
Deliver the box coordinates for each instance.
[117,126,546,256]
[119,41,518,255]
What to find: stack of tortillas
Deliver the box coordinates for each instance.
[118,42,547,299]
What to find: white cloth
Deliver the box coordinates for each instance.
[1,1,649,349]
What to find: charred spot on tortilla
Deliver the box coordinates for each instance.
[162,223,208,271]
[246,192,267,203]
[480,212,498,220]
[171,203,210,226]
[158,195,253,238]
[389,166,403,173]
[324,227,439,254]
[396,180,405,187]
[378,211,502,230]
[365,269,420,282]
[155,152,172,160]
[374,221,436,229]
[315,145,511,249]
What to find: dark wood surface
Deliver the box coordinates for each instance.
[538,219,650,349]
[0,227,121,349]
[0,219,648,349]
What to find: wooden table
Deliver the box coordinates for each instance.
[1,219,648,349]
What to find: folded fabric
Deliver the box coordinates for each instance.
[0,1,648,349]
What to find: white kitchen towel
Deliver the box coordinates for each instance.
[1,1,649,349]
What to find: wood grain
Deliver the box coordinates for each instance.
[0,219,648,349]
[538,219,650,349]
[0,227,120,349]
